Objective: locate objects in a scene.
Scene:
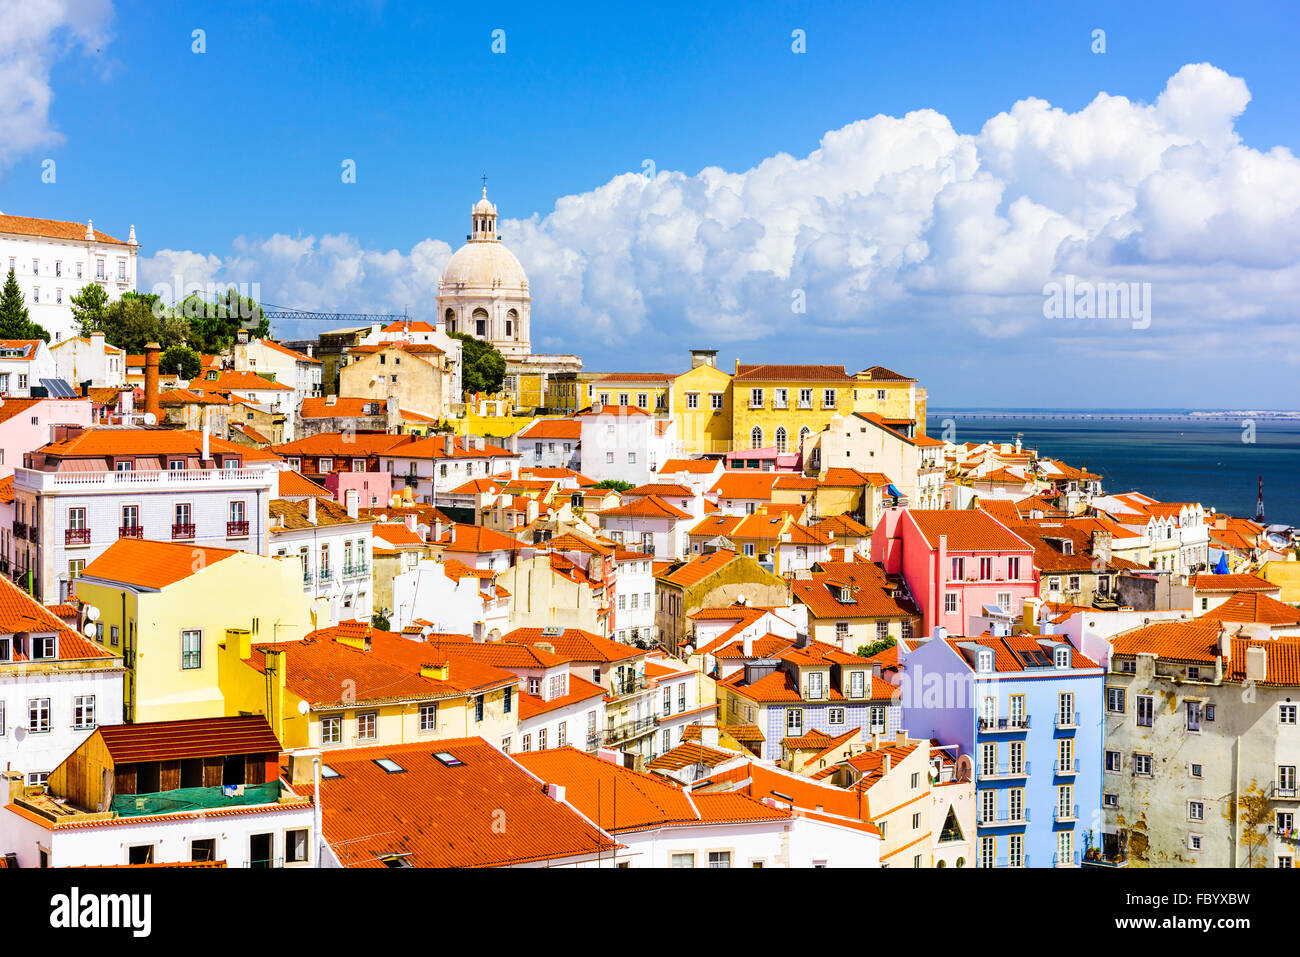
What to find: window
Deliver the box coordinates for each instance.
[707,851,731,868]
[1188,801,1204,821]
[1106,688,1126,713]
[28,698,51,733]
[806,671,824,699]
[828,707,845,725]
[979,557,993,580]
[950,557,964,580]
[1009,787,1024,822]
[750,426,763,449]
[474,695,485,723]
[979,836,995,868]
[869,705,886,733]
[419,703,437,732]
[356,712,377,740]
[1280,766,1297,794]
[1136,695,1154,727]
[1105,750,1122,773]
[1054,647,1070,669]
[285,829,309,864]
[710,392,724,410]
[1281,704,1298,726]
[1133,752,1153,776]
[321,714,342,745]
[875,620,889,640]
[822,388,836,408]
[976,650,993,673]
[73,695,95,729]
[181,630,202,670]
[749,388,764,409]
[671,853,694,868]
[944,593,958,614]
[1186,701,1202,732]
[785,709,803,735]
[849,670,865,698]
[1104,792,1118,807]
[1008,557,1020,579]
[1008,741,1024,774]
[636,393,647,408]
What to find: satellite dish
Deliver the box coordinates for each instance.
[142,412,157,425]
[83,621,99,638]
[85,605,100,622]
[297,700,309,715]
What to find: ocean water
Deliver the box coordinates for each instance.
[927,411,1300,527]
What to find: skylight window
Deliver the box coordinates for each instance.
[374,758,405,773]
[320,764,341,779]
[432,752,465,767]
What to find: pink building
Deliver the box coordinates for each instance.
[0,397,95,479]
[324,469,393,509]
[871,507,1037,636]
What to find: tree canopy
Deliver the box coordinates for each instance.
[593,479,636,492]
[160,345,202,380]
[449,331,506,395]
[857,636,897,659]
[72,285,267,354]
[0,269,51,343]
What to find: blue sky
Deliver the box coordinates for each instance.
[3,0,1299,407]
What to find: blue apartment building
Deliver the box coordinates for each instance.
[899,625,1104,867]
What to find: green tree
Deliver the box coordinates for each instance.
[857,636,897,659]
[70,282,109,335]
[181,288,269,353]
[371,609,391,631]
[449,331,506,394]
[0,269,51,343]
[593,479,635,493]
[160,345,202,380]
[91,292,188,352]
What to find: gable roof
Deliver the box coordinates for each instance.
[0,213,126,245]
[906,510,1032,552]
[80,539,240,589]
[97,716,279,763]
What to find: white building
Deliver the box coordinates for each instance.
[378,433,520,505]
[357,320,464,400]
[231,336,324,414]
[0,580,126,785]
[11,426,280,604]
[390,557,511,635]
[612,548,657,645]
[578,405,679,485]
[269,492,373,626]
[517,418,581,470]
[0,340,56,398]
[0,214,140,344]
[49,333,126,389]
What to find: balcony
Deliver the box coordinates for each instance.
[1272,783,1300,801]
[343,561,369,579]
[171,523,196,540]
[978,761,1030,781]
[227,520,250,537]
[12,521,27,540]
[319,566,335,584]
[994,855,1030,867]
[13,465,274,495]
[608,674,648,699]
[119,525,144,539]
[1052,850,1081,867]
[603,716,657,745]
[1054,804,1079,823]
[1055,711,1080,730]
[981,808,1031,826]
[979,715,1031,734]
[1055,759,1080,776]
[302,570,312,589]
[64,528,91,545]
[26,524,40,542]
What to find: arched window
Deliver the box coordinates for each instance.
[774,426,787,453]
[799,426,811,447]
[444,308,456,333]
[750,426,763,449]
[506,308,518,338]
[473,307,489,338]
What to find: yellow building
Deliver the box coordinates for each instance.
[853,366,928,436]
[76,538,322,723]
[588,372,674,415]
[1260,560,1300,604]
[545,371,605,414]
[339,342,453,420]
[218,621,520,753]
[730,363,859,456]
[671,350,733,455]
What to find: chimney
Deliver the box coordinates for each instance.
[143,342,162,422]
[443,434,454,456]
[1217,625,1231,660]
[881,753,891,774]
[526,498,539,524]
[201,418,210,462]
[404,513,417,532]
[895,729,907,747]
[346,488,359,519]
[1245,645,1267,683]
[288,749,321,787]
[434,519,444,542]
[742,632,753,657]
[592,400,603,415]
[545,783,567,803]
[307,495,317,525]
[420,661,450,681]
[325,395,337,406]
[701,725,720,748]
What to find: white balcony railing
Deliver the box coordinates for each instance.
[15,466,275,493]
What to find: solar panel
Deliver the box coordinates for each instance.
[39,378,78,398]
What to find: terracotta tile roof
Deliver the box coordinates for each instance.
[1226,637,1300,685]
[518,417,582,440]
[503,626,642,664]
[381,319,436,333]
[260,339,321,364]
[658,458,721,475]
[299,397,384,418]
[273,432,407,457]
[645,742,741,772]
[792,562,918,620]
[0,579,114,662]
[293,738,616,867]
[0,397,51,424]
[857,365,916,382]
[385,434,516,461]
[692,761,877,831]
[810,515,871,541]
[707,634,796,661]
[733,364,856,382]
[1190,573,1278,593]
[270,497,371,531]
[710,472,781,501]
[627,482,694,498]
[192,370,293,392]
[0,474,13,504]
[979,499,1022,526]
[1197,592,1300,627]
[906,510,1033,552]
[0,213,126,245]
[434,523,527,553]
[516,747,788,833]
[0,340,44,361]
[40,426,281,461]
[277,470,332,497]
[373,523,424,546]
[818,467,894,488]
[599,494,690,520]
[80,538,239,589]
[98,716,279,763]
[656,549,743,587]
[941,633,1099,673]
[593,372,673,383]
[441,639,569,670]
[1109,619,1222,663]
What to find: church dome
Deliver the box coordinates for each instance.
[440,240,529,291]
